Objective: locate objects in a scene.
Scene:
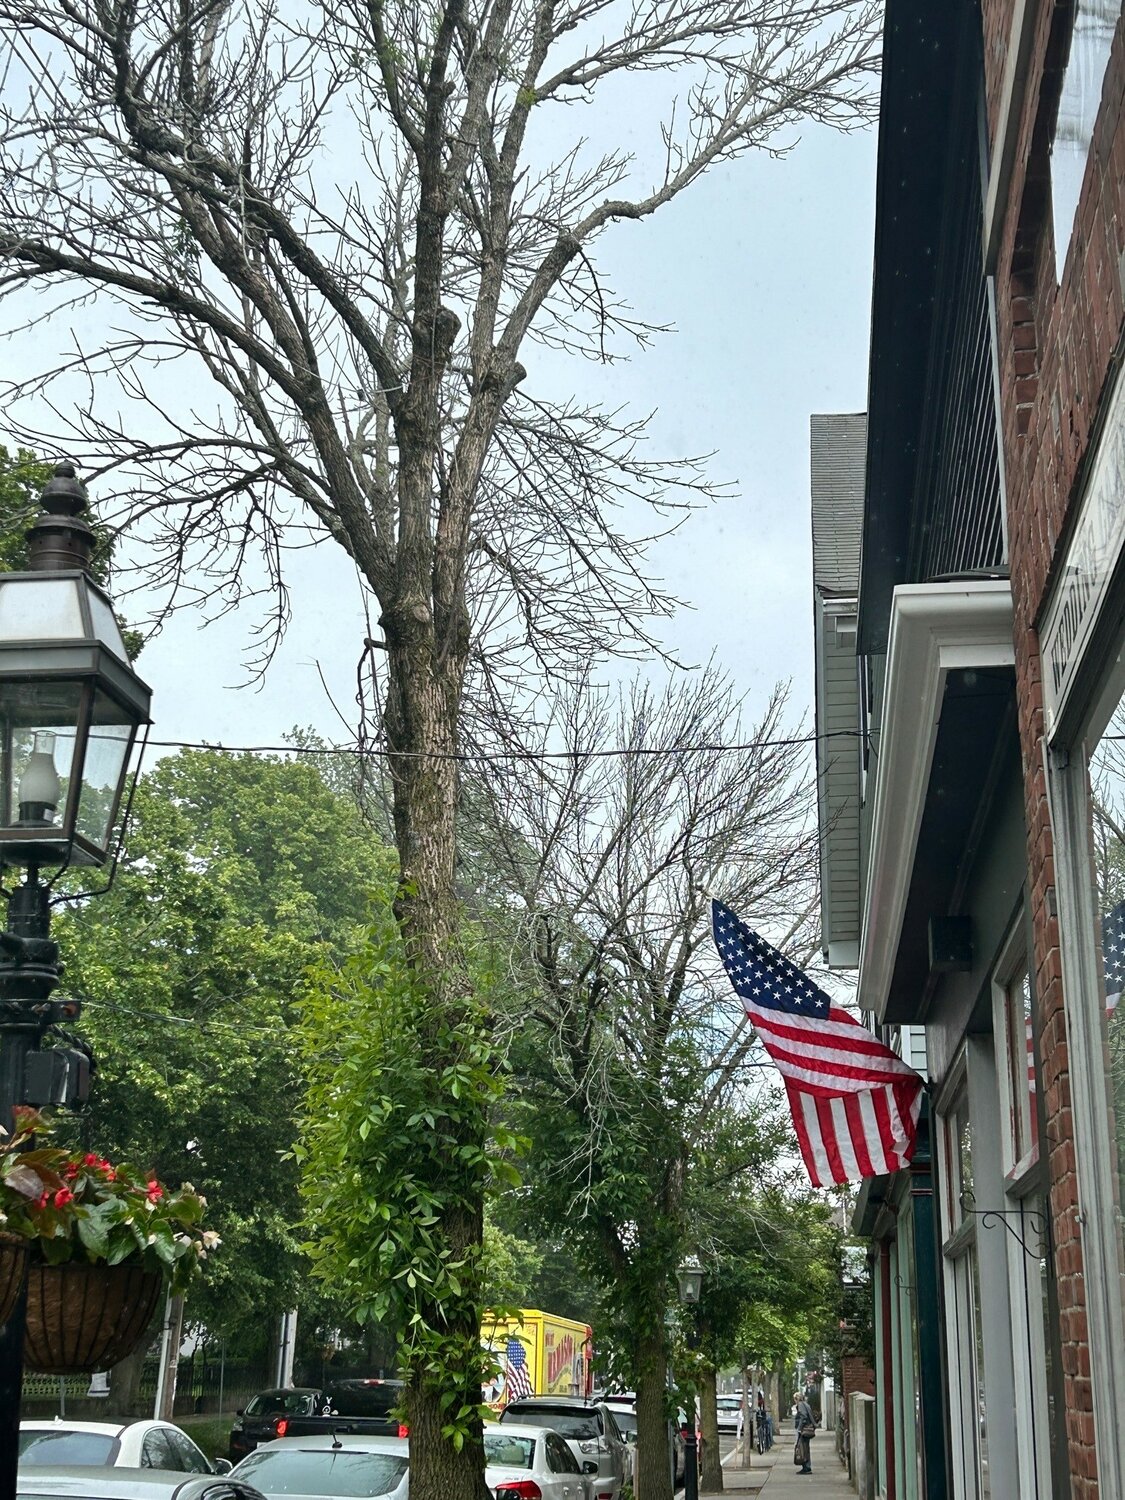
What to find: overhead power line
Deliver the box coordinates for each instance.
[144,729,865,764]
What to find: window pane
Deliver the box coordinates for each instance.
[1087,707,1125,1331]
[1050,1,1119,262]
[1006,967,1038,1164]
[970,1247,990,1497]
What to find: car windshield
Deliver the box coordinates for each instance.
[18,1431,116,1464]
[483,1435,536,1469]
[245,1391,318,1417]
[503,1408,599,1440]
[611,1411,638,1439]
[236,1448,408,1497]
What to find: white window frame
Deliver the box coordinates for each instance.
[936,1058,986,1500]
[1047,729,1125,1500]
[990,920,1054,1500]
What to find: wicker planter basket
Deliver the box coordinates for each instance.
[23,1259,162,1374]
[0,1234,29,1327]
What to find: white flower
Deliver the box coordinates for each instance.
[202,1230,221,1249]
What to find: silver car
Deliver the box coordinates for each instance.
[485,1424,589,1499]
[20,1421,226,1475]
[499,1398,626,1500]
[17,1467,268,1500]
[231,1433,409,1500]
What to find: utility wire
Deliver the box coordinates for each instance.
[144,729,865,764]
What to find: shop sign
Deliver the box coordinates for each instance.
[1041,361,1125,738]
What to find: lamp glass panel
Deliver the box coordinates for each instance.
[0,680,84,830]
[0,578,84,641]
[84,587,128,658]
[74,690,135,850]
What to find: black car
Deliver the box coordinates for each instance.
[227,1390,321,1463]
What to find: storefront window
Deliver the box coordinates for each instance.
[1086,713,1125,1298]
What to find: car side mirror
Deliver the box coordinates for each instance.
[582,1461,599,1475]
[211,1459,233,1475]
[235,1408,245,1417]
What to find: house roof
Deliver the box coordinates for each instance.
[811,412,866,597]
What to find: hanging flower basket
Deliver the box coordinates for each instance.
[0,1232,29,1327]
[1,1108,218,1373]
[23,1258,162,1374]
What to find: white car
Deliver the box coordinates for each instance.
[19,1420,225,1474]
[715,1396,743,1434]
[230,1432,409,1499]
[485,1422,589,1500]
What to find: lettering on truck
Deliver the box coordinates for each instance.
[546,1333,577,1392]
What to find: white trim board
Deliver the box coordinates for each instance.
[858,580,1015,1020]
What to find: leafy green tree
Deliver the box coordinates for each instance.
[295,899,525,1454]
[53,750,384,1346]
[0,444,51,571]
[477,669,819,1500]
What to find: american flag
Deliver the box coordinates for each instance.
[712,901,925,1187]
[1103,897,1125,1012]
[504,1338,533,1402]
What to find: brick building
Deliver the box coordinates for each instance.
[811,1,1125,1498]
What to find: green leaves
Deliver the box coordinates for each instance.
[296,895,520,1447]
[45,747,387,1345]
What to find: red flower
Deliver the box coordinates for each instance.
[104,1167,117,1181]
[33,1191,49,1210]
[53,1188,74,1208]
[146,1180,163,1203]
[63,1163,79,1180]
[84,1152,99,1166]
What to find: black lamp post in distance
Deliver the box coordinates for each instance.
[677,1255,703,1500]
[0,462,151,1500]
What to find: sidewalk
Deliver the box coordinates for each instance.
[698,1434,853,1499]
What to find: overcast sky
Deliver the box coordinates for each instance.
[120,118,876,758]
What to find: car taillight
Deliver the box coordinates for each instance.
[275,1419,288,1437]
[494,1484,542,1499]
[398,1423,410,1438]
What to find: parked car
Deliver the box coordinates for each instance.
[715,1396,743,1434]
[485,1423,589,1500]
[19,1421,228,1475]
[16,1467,268,1500]
[227,1389,323,1463]
[499,1398,626,1500]
[230,1433,409,1500]
[228,1381,405,1463]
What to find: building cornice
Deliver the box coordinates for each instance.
[858,580,1015,1021]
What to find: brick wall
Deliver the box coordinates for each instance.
[981,1,1125,1496]
[841,1354,876,1404]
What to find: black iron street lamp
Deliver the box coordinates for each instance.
[677,1255,704,1500]
[0,462,151,1500]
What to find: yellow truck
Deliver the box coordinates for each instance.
[482,1309,594,1406]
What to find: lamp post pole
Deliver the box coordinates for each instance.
[677,1256,703,1500]
[0,876,63,1500]
[0,462,152,1500]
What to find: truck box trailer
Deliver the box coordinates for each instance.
[483,1309,593,1405]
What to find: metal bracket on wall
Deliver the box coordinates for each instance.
[966,1208,1048,1258]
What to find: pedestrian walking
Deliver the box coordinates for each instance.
[793,1391,815,1475]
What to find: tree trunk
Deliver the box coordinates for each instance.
[699,1363,723,1492]
[381,568,490,1500]
[635,1321,673,1500]
[105,1319,157,1417]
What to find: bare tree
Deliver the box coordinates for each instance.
[0,0,876,1492]
[479,667,820,1500]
